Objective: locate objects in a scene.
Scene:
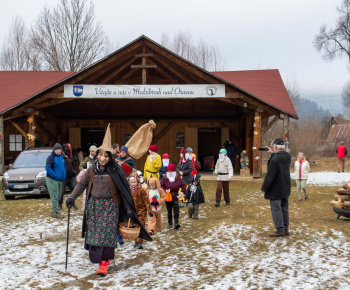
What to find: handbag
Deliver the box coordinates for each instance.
[166,190,172,202]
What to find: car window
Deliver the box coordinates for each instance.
[13,152,51,168]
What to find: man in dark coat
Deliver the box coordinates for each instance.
[59,143,78,210]
[223,139,239,170]
[261,139,291,237]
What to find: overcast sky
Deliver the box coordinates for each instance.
[0,0,348,115]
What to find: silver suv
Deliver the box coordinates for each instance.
[2,147,54,199]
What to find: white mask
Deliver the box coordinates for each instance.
[167,171,176,182]
[163,159,169,167]
[219,153,225,162]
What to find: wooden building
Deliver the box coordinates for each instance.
[0,36,298,177]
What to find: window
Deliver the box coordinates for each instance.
[176,132,185,148]
[9,134,23,152]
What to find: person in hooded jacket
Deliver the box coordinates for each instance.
[185,174,205,219]
[46,143,66,218]
[59,143,78,210]
[261,139,291,237]
[65,124,152,277]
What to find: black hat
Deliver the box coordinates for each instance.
[273,139,284,145]
[53,143,63,151]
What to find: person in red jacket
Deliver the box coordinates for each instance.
[336,141,348,173]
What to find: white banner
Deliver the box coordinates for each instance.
[64,84,225,98]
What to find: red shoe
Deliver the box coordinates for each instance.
[97,260,110,276]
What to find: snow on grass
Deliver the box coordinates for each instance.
[291,172,350,186]
[2,212,350,289]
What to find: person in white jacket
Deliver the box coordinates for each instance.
[294,152,310,201]
[213,149,233,206]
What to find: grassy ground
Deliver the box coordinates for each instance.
[1,176,350,289]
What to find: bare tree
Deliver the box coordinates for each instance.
[314,0,350,62]
[160,31,226,71]
[30,0,109,71]
[0,16,41,70]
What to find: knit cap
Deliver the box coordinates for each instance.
[53,143,62,151]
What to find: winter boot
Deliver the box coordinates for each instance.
[304,194,308,200]
[225,202,230,206]
[97,259,110,276]
[174,219,180,229]
[215,201,220,207]
[168,223,173,229]
[52,212,64,218]
[138,243,144,249]
[58,204,62,211]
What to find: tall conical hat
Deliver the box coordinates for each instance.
[97,123,114,154]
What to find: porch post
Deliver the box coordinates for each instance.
[253,110,262,178]
[28,114,36,148]
[283,115,290,153]
[0,115,4,175]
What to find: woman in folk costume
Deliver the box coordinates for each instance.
[128,173,154,249]
[147,177,166,234]
[144,145,162,182]
[294,152,310,201]
[66,124,152,277]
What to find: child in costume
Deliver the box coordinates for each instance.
[185,174,205,219]
[144,145,162,182]
[147,177,166,234]
[128,173,154,249]
[213,148,233,206]
[160,164,186,229]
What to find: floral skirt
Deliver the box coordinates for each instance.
[86,197,119,248]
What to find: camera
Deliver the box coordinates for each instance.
[259,147,269,151]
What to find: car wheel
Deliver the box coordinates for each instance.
[4,195,15,200]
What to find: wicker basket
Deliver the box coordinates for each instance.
[119,218,141,240]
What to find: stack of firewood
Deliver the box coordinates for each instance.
[330,183,350,209]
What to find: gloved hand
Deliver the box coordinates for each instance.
[127,212,134,219]
[154,201,159,206]
[148,212,154,217]
[65,198,75,208]
[151,201,156,205]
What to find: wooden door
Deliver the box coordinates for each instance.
[221,127,229,147]
[69,127,81,150]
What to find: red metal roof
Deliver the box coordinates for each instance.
[0,69,297,118]
[212,69,298,118]
[0,71,74,114]
[328,124,350,142]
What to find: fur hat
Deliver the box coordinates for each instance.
[89,145,97,152]
[53,143,62,151]
[120,146,128,153]
[149,145,158,152]
[167,164,176,172]
[162,153,169,159]
[97,124,114,155]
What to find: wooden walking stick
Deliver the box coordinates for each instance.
[65,206,71,272]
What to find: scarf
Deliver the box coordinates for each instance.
[167,171,176,182]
